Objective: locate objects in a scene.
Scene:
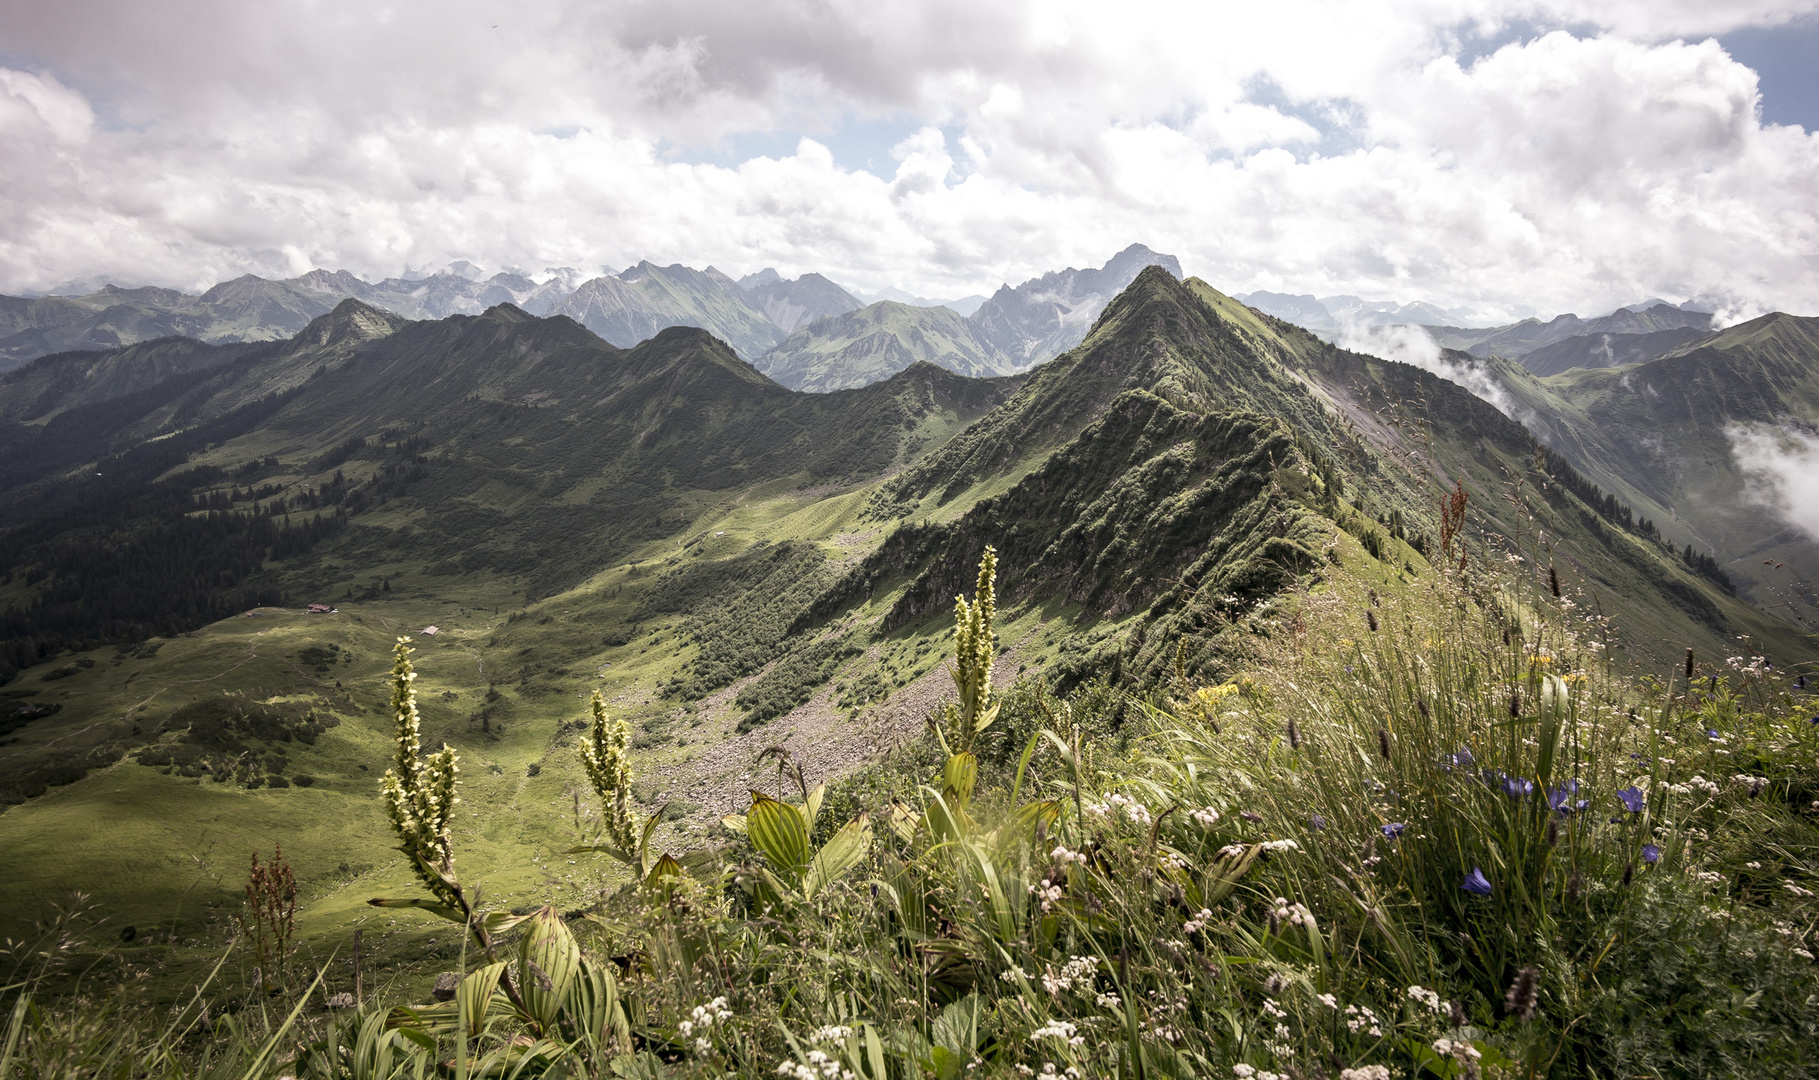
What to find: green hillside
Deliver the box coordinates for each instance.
[1490,312,1819,621]
[0,272,1807,1004]
[756,301,1016,391]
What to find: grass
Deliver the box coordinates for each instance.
[3,543,1814,1078]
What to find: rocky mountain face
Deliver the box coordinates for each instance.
[737,272,865,335]
[969,243,1184,369]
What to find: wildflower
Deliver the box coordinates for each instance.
[1308,814,1327,830]
[810,1025,853,1044]
[1050,844,1088,866]
[1547,780,1583,813]
[1191,806,1221,827]
[1261,839,1301,854]
[1032,1019,1085,1046]
[1462,867,1492,896]
[1407,985,1444,1013]
[1617,786,1646,813]
[1217,843,1249,860]
[1706,729,1723,741]
[1381,822,1406,840]
[1096,991,1122,1008]
[1501,775,1534,799]
[1642,844,1660,864]
[1339,1069,1391,1080]
[1029,879,1063,911]
[1184,908,1215,934]
[1344,1004,1383,1037]
[1317,993,1338,1008]
[1442,747,1475,772]
[1504,966,1539,1020]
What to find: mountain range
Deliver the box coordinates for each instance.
[0,262,1811,947]
[0,245,1181,388]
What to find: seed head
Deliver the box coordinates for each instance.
[1549,565,1561,599]
[1509,690,1521,718]
[1504,966,1539,1021]
[1622,862,1634,887]
[1416,698,1430,720]
[1377,727,1392,761]
[1685,647,1695,680]
[1449,999,1468,1027]
[1545,815,1559,847]
[1367,609,1379,633]
[1286,716,1301,750]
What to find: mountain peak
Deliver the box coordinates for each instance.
[296,297,409,349]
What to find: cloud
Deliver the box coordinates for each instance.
[0,0,1817,309]
[1727,422,1819,541]
[1334,320,1528,422]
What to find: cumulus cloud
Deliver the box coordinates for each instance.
[1727,423,1819,542]
[0,0,1817,309]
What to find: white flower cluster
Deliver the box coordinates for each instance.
[1217,843,1250,860]
[1096,991,1122,1008]
[1317,993,1338,1009]
[1260,839,1301,854]
[1014,1065,1082,1078]
[1337,1069,1390,1080]
[1434,1038,1482,1066]
[1726,655,1769,675]
[1669,775,1722,798]
[1029,878,1064,911]
[1261,999,1287,1019]
[809,1025,853,1044]
[1042,955,1098,995]
[1191,806,1222,827]
[1231,1066,1287,1080]
[1690,869,1726,888]
[1183,907,1216,934]
[1032,1019,1086,1046]
[1785,883,1815,898]
[1733,774,1769,797]
[677,996,732,1047]
[1406,985,1446,1015]
[1100,793,1153,825]
[1050,844,1089,866]
[776,1049,853,1080]
[1344,1004,1383,1037]
[1270,897,1314,928]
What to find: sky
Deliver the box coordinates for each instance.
[1,0,1817,322]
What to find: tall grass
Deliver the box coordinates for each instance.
[4,554,1816,1078]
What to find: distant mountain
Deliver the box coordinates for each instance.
[756,301,1016,391]
[1518,325,1711,377]
[1488,312,1819,611]
[1236,291,1485,337]
[970,243,1183,369]
[846,286,989,317]
[540,262,784,359]
[1423,303,1713,359]
[737,271,864,335]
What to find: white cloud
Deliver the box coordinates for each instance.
[0,0,1817,309]
[1727,423,1819,542]
[1334,320,1531,423]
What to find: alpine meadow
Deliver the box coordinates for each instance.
[8,3,1819,1074]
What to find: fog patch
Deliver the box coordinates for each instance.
[1336,321,1526,423]
[1727,423,1819,542]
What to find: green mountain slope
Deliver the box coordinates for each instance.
[1425,303,1712,360]
[1519,325,1710,377]
[756,301,1016,391]
[1490,312,1819,620]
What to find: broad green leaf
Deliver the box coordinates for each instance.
[747,793,811,881]
[887,801,920,844]
[644,852,686,888]
[515,907,580,1035]
[805,783,826,829]
[803,816,873,899]
[721,813,748,835]
[459,962,507,1039]
[943,753,978,807]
